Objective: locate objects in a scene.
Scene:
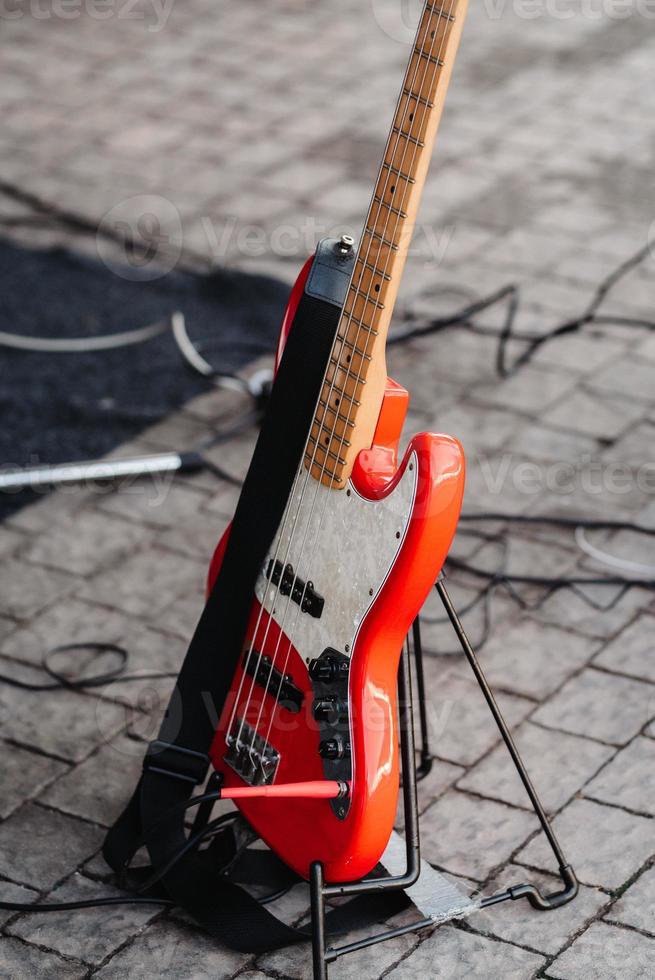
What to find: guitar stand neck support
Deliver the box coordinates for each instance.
[309,579,578,979]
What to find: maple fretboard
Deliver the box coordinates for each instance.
[305,0,469,488]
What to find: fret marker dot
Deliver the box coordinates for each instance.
[374,284,380,292]
[390,185,395,193]
[409,113,414,121]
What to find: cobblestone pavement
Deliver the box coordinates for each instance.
[1,0,655,977]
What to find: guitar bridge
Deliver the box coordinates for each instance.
[224,718,280,786]
[266,559,324,619]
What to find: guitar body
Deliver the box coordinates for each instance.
[207,255,465,883]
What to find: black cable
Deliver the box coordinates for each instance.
[459,513,655,536]
[0,796,293,915]
[0,895,174,913]
[0,643,179,692]
[422,511,655,656]
[390,243,654,378]
[0,179,211,275]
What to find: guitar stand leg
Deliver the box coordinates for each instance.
[308,585,578,978]
[410,616,433,782]
[309,643,423,979]
[310,862,328,980]
[435,578,579,910]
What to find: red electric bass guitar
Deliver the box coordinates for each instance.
[207,0,468,883]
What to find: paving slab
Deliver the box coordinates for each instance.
[386,925,546,979]
[39,731,146,827]
[470,865,608,956]
[0,657,126,762]
[547,921,654,980]
[419,660,535,767]
[583,737,655,817]
[516,797,654,892]
[0,804,103,891]
[476,619,597,701]
[0,881,39,929]
[0,938,87,980]
[593,614,655,684]
[0,742,69,820]
[94,918,251,979]
[606,865,655,936]
[7,873,159,966]
[420,791,536,882]
[531,667,655,746]
[458,722,615,813]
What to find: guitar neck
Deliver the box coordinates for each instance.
[306,0,469,488]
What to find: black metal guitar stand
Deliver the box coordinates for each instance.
[309,578,578,979]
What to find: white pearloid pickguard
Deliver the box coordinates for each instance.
[255,451,418,662]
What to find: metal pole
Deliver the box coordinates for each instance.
[0,452,205,491]
[412,617,433,780]
[310,862,328,980]
[436,579,574,877]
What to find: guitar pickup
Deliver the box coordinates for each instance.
[266,559,324,619]
[243,649,303,714]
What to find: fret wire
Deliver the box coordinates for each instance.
[328,357,370,383]
[323,388,361,408]
[306,437,349,465]
[413,48,444,68]
[362,229,399,251]
[334,334,374,358]
[357,259,392,282]
[391,125,425,147]
[333,336,373,359]
[305,462,341,484]
[321,371,366,396]
[402,87,434,109]
[317,399,358,426]
[426,1,456,22]
[373,196,408,219]
[381,163,415,184]
[341,308,383,331]
[330,351,371,374]
[347,285,385,309]
[310,425,352,449]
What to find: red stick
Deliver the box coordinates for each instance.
[220,780,347,800]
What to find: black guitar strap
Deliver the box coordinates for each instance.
[103,290,409,952]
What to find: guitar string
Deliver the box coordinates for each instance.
[226,11,449,753]
[254,1,458,765]
[253,0,456,761]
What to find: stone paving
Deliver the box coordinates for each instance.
[1,0,655,977]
